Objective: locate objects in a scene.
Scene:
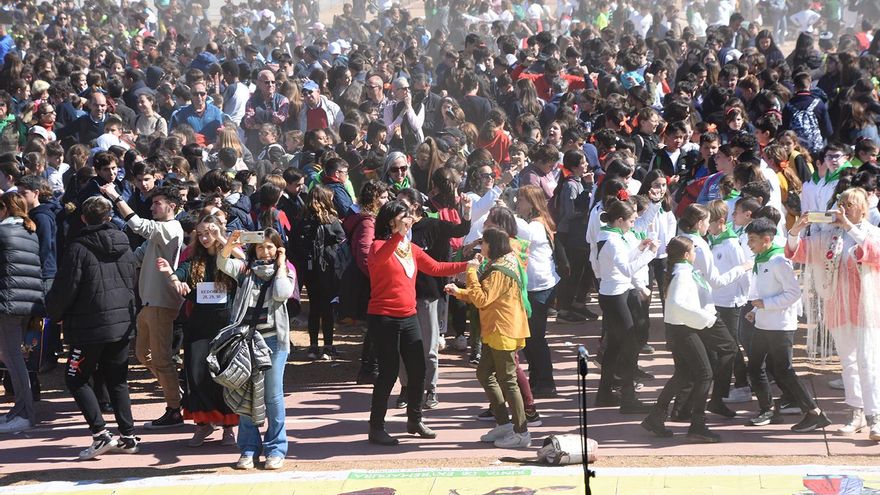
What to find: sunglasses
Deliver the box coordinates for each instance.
[194,91,207,97]
[390,166,408,172]
[478,172,494,179]
[261,80,276,85]
[302,89,314,96]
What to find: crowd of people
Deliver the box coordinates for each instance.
[0,0,879,471]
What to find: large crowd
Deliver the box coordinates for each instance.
[0,0,879,471]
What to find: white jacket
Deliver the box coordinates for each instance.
[516,217,560,291]
[749,253,802,331]
[684,232,748,290]
[708,233,749,308]
[639,201,677,259]
[596,227,655,296]
[664,262,717,329]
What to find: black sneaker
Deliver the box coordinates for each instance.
[556,309,587,323]
[100,402,114,414]
[526,410,542,427]
[707,400,737,418]
[687,425,721,443]
[356,370,378,385]
[396,387,408,409]
[307,346,320,360]
[144,407,184,430]
[634,368,655,380]
[619,399,653,414]
[477,409,495,421]
[640,412,673,438]
[640,344,656,355]
[581,308,600,320]
[749,409,775,426]
[113,435,141,454]
[776,398,801,415]
[669,409,692,422]
[78,431,117,460]
[791,411,832,433]
[547,308,558,319]
[468,351,481,367]
[323,346,340,359]
[423,391,439,409]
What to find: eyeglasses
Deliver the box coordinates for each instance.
[826,153,845,160]
[390,166,408,172]
[478,172,494,179]
[261,80,276,85]
[194,91,207,97]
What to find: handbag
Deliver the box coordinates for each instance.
[208,272,276,390]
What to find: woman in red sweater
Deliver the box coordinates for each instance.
[367,201,467,445]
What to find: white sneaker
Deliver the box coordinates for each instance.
[437,338,446,352]
[0,416,31,433]
[869,416,880,442]
[722,387,752,404]
[829,378,846,390]
[264,455,284,470]
[494,431,531,449]
[480,423,514,443]
[78,431,117,460]
[453,335,468,352]
[234,455,254,470]
[836,409,867,436]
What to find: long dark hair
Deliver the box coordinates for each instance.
[664,236,694,299]
[483,227,513,260]
[374,200,410,240]
[637,169,672,211]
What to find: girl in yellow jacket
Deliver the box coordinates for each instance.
[446,227,532,449]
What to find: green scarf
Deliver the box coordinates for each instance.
[723,189,740,201]
[601,225,628,244]
[389,175,411,193]
[676,260,709,289]
[811,161,853,185]
[753,245,784,273]
[0,114,15,134]
[708,225,738,248]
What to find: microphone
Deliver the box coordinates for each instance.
[577,345,589,376]
[578,345,589,359]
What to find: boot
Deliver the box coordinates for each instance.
[640,407,673,437]
[687,417,721,443]
[406,420,437,438]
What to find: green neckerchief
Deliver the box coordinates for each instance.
[724,189,740,201]
[600,225,628,244]
[676,260,709,289]
[475,239,532,317]
[633,230,647,240]
[708,225,738,248]
[753,244,784,273]
[811,161,853,185]
[732,222,745,236]
[389,175,411,193]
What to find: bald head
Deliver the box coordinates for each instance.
[257,70,276,96]
[90,92,107,120]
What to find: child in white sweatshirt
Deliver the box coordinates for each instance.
[744,218,831,432]
[640,235,722,443]
[706,200,751,404]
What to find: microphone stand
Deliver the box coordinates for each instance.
[578,346,596,494]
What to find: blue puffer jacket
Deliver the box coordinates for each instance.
[0,217,45,316]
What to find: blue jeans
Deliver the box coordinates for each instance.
[237,335,288,459]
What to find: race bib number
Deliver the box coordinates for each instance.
[197,282,228,305]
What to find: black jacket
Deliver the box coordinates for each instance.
[46,223,137,345]
[0,219,44,316]
[29,198,62,280]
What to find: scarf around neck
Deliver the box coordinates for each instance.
[753,244,784,273]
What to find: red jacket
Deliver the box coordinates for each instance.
[511,65,587,101]
[367,233,466,317]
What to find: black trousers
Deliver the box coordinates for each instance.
[556,233,587,311]
[597,291,639,400]
[655,324,713,423]
[748,329,817,413]
[716,306,749,389]
[305,276,335,348]
[368,314,425,429]
[65,339,134,436]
